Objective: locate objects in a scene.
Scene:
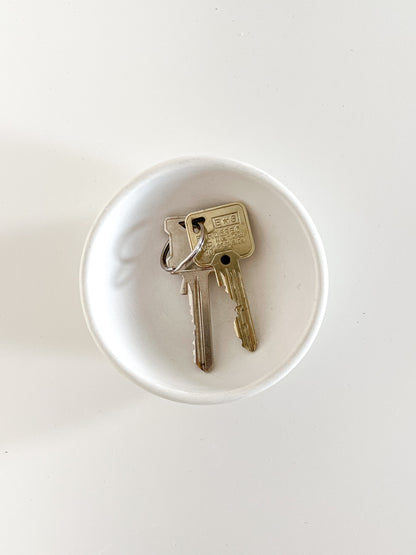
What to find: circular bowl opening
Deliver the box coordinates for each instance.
[80,157,328,404]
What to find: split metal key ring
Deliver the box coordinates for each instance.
[160,221,205,274]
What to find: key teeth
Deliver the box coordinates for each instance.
[217,275,258,352]
[221,264,257,353]
[234,316,258,352]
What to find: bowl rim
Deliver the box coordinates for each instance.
[80,155,329,404]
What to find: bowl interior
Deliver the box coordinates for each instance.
[81,158,327,403]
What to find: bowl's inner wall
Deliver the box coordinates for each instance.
[83,161,323,400]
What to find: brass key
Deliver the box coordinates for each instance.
[185,202,257,352]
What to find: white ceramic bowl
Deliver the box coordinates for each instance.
[80,157,328,404]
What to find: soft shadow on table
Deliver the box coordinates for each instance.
[0,132,144,445]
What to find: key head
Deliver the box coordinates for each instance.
[164,216,189,268]
[185,202,255,267]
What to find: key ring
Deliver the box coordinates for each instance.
[160,221,205,274]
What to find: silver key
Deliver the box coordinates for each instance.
[164,217,213,372]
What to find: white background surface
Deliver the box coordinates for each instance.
[1,1,415,553]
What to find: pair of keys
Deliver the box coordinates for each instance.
[161,202,257,372]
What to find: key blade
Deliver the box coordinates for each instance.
[212,251,257,352]
[164,216,214,371]
[182,270,213,371]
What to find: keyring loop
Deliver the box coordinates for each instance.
[160,222,205,273]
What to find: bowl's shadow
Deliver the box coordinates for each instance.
[0,132,143,444]
[1,222,102,354]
